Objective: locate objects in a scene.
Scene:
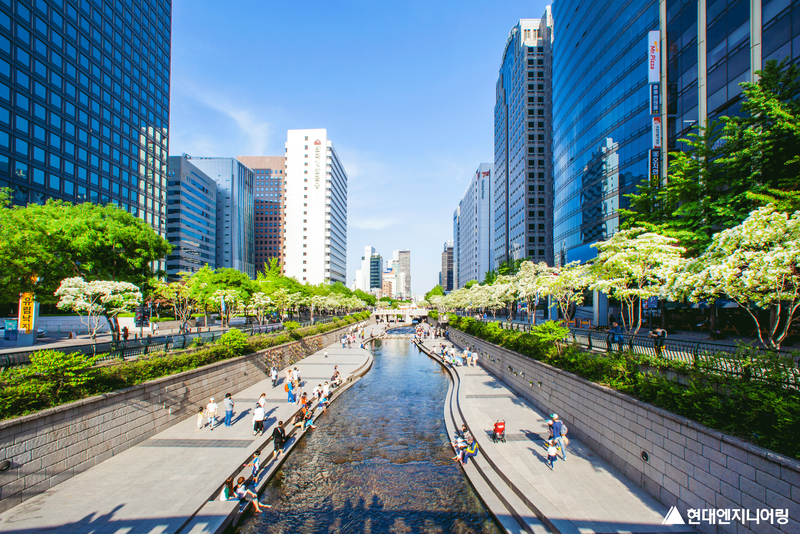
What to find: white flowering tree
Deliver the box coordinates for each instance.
[152,273,197,333]
[590,229,686,334]
[55,277,141,340]
[250,292,273,325]
[540,262,590,324]
[212,289,242,328]
[516,261,554,325]
[665,207,800,349]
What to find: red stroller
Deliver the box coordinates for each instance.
[492,420,506,443]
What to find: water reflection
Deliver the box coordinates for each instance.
[237,333,500,534]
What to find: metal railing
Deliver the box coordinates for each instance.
[0,314,358,369]
[470,321,800,386]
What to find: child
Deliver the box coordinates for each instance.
[235,476,270,512]
[243,451,261,484]
[547,440,558,470]
[196,407,204,430]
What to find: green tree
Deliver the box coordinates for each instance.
[17,349,99,401]
[353,289,376,306]
[622,59,800,254]
[0,195,171,304]
[425,284,444,302]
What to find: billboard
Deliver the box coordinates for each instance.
[648,31,660,84]
[650,83,660,115]
[652,117,662,148]
[18,293,34,333]
[649,149,661,180]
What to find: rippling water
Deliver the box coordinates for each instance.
[236,329,500,534]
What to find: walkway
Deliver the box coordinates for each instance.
[416,335,695,534]
[0,324,383,534]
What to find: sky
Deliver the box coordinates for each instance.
[170,0,551,296]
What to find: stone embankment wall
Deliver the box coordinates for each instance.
[448,329,800,534]
[0,322,367,513]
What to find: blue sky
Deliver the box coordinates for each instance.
[170,0,551,295]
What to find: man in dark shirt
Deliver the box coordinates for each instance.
[271,421,286,461]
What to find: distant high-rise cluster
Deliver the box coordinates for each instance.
[354,246,411,300]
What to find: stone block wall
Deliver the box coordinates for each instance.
[449,329,800,534]
[0,321,365,513]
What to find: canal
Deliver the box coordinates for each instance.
[237,328,501,533]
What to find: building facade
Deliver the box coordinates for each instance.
[166,156,216,277]
[552,0,659,267]
[283,129,347,285]
[237,155,284,274]
[453,163,493,289]
[354,245,374,291]
[369,252,382,291]
[0,0,172,272]
[493,11,554,268]
[441,240,454,292]
[393,249,411,299]
[188,157,254,279]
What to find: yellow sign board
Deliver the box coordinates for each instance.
[18,293,35,333]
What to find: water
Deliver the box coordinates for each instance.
[237,328,501,534]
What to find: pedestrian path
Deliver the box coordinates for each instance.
[417,336,695,534]
[0,324,383,534]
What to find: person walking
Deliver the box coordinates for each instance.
[270,366,278,388]
[649,327,667,357]
[272,421,286,461]
[252,403,265,436]
[547,439,558,470]
[258,392,267,409]
[196,407,205,430]
[551,414,568,460]
[285,379,295,403]
[243,451,262,484]
[206,397,218,431]
[609,321,624,352]
[223,393,235,427]
[122,326,129,341]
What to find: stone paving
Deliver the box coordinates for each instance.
[419,336,695,534]
[0,324,382,534]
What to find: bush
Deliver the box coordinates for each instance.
[448,317,800,459]
[216,329,251,356]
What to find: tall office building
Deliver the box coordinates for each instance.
[237,155,285,274]
[354,245,374,291]
[493,11,554,268]
[369,251,382,291]
[551,0,796,270]
[393,249,411,298]
[283,129,347,285]
[664,0,797,159]
[453,163,493,289]
[441,240,453,292]
[166,156,216,277]
[188,157,255,279]
[552,0,659,268]
[0,0,172,272]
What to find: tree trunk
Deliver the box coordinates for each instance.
[709,306,717,338]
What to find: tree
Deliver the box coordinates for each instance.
[621,60,800,255]
[55,278,141,340]
[16,349,99,401]
[249,292,273,325]
[212,289,242,328]
[425,285,444,302]
[0,195,171,304]
[590,229,686,334]
[664,207,800,350]
[152,273,197,333]
[353,289,376,307]
[515,261,553,325]
[540,262,590,324]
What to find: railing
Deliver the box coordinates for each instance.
[483,322,799,386]
[0,314,358,369]
[0,323,286,369]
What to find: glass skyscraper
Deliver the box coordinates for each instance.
[166,155,216,278]
[0,0,171,271]
[238,155,285,275]
[552,0,658,266]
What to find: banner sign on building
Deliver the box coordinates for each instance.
[649,148,661,180]
[652,117,662,148]
[18,293,34,334]
[648,30,660,84]
[650,84,660,115]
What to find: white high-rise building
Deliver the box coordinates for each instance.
[454,163,493,288]
[354,246,375,291]
[393,249,411,298]
[283,129,348,285]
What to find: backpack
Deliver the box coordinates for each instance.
[560,424,568,436]
[284,383,289,392]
